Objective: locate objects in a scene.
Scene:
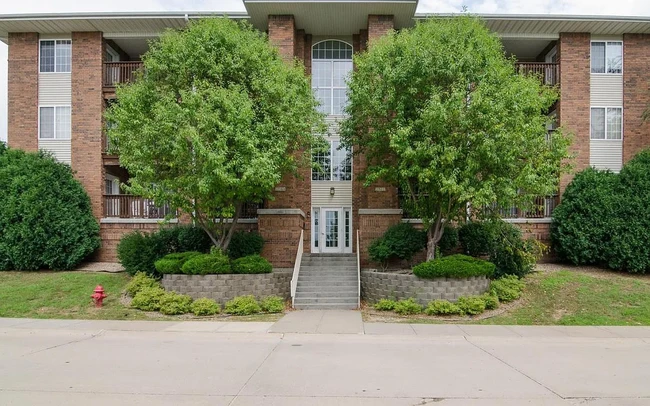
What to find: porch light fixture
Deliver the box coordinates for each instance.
[330,187,335,196]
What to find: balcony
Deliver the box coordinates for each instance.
[488,195,559,219]
[515,62,559,86]
[103,194,174,219]
[103,61,144,97]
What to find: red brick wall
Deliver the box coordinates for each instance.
[623,34,650,163]
[7,33,39,152]
[367,15,394,45]
[268,15,295,62]
[258,213,305,267]
[72,32,105,220]
[558,32,591,194]
[359,212,402,267]
[97,222,162,262]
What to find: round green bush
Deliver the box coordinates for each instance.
[158,292,193,315]
[425,299,462,315]
[191,298,221,316]
[231,255,272,274]
[374,298,397,311]
[125,272,160,297]
[458,222,493,257]
[368,223,426,266]
[481,292,500,310]
[490,275,525,303]
[154,251,202,274]
[227,231,264,259]
[0,147,100,271]
[181,252,231,275]
[393,298,423,315]
[224,295,262,315]
[456,296,487,315]
[413,254,495,279]
[131,286,166,311]
[259,296,285,313]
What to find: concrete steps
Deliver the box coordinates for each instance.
[293,253,359,310]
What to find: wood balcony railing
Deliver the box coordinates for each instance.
[103,61,144,87]
[103,194,174,219]
[490,195,560,219]
[515,62,559,86]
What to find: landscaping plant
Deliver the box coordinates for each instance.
[259,296,285,313]
[191,298,221,316]
[130,286,167,311]
[368,223,427,268]
[227,231,265,260]
[231,255,273,274]
[154,252,202,274]
[158,292,193,315]
[373,299,398,311]
[0,146,100,271]
[490,275,526,303]
[181,252,231,275]
[393,298,423,315]
[456,296,487,316]
[425,300,462,316]
[412,254,495,279]
[125,272,160,297]
[224,295,262,315]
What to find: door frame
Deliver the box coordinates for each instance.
[311,207,352,254]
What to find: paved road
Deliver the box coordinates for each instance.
[1,316,650,405]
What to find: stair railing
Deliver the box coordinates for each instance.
[356,229,361,309]
[291,229,304,308]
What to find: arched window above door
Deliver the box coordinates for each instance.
[311,40,353,115]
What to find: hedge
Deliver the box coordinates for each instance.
[412,254,495,279]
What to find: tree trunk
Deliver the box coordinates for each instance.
[426,217,445,261]
[221,202,243,252]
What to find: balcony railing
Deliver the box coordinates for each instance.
[103,194,174,219]
[241,201,264,219]
[515,62,559,86]
[103,61,144,87]
[488,195,559,219]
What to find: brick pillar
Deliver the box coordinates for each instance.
[368,15,394,45]
[623,34,650,163]
[558,32,591,194]
[72,32,104,220]
[7,33,39,152]
[258,209,305,268]
[304,34,312,76]
[268,15,295,62]
[294,29,305,62]
[358,210,402,267]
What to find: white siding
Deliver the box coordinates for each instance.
[590,140,623,172]
[39,139,71,164]
[38,73,72,104]
[312,181,352,207]
[590,75,623,106]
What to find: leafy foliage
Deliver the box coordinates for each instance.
[158,292,193,315]
[181,252,231,275]
[553,152,650,273]
[458,222,494,257]
[438,226,459,255]
[227,231,265,259]
[425,300,462,315]
[259,296,285,313]
[368,223,426,267]
[106,18,323,251]
[154,251,202,274]
[224,295,262,315]
[481,292,500,310]
[0,147,100,270]
[191,298,221,316]
[490,275,526,302]
[340,15,571,259]
[412,254,495,279]
[456,296,487,315]
[130,286,166,311]
[393,298,423,315]
[374,298,397,311]
[231,255,272,274]
[125,272,160,297]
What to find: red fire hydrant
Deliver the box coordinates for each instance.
[91,285,107,308]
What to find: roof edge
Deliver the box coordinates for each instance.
[0,11,250,21]
[414,13,650,23]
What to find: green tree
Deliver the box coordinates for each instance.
[106,18,323,250]
[341,16,571,259]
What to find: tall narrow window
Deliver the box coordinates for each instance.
[591,107,622,140]
[40,106,71,139]
[40,40,72,73]
[312,140,352,181]
[312,40,353,115]
[591,41,622,74]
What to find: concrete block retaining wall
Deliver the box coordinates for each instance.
[161,269,292,304]
[361,270,490,306]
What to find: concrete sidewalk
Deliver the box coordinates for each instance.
[1,317,650,405]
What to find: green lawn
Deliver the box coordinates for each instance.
[0,271,282,322]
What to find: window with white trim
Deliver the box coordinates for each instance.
[591,107,622,140]
[312,140,352,181]
[40,40,72,73]
[312,40,353,115]
[591,41,622,74]
[39,106,71,140]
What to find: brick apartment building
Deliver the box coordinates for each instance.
[1,0,650,268]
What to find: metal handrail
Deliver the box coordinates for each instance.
[290,229,304,308]
[356,229,361,309]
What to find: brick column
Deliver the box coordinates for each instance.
[268,15,295,62]
[258,209,305,267]
[72,32,104,220]
[558,32,590,194]
[358,209,402,267]
[623,34,650,163]
[368,15,394,45]
[7,33,39,152]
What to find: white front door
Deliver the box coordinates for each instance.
[312,207,352,254]
[322,209,341,253]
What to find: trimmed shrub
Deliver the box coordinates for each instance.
[117,231,167,276]
[125,272,160,297]
[232,254,272,274]
[191,298,221,316]
[438,226,459,255]
[458,222,493,257]
[227,231,264,259]
[0,147,100,271]
[393,298,423,315]
[425,300,462,315]
[374,298,397,311]
[413,254,495,279]
[368,223,426,267]
[260,296,285,313]
[224,295,262,315]
[481,292,500,310]
[131,286,166,311]
[159,292,193,315]
[181,252,231,275]
[154,251,202,274]
[490,275,525,303]
[175,226,213,253]
[456,296,487,315]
